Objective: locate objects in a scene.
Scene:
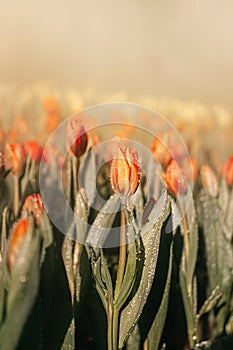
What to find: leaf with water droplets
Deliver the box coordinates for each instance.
[79,149,97,207]
[115,240,137,309]
[61,318,75,350]
[85,194,120,250]
[62,235,75,303]
[147,242,173,350]
[119,192,170,348]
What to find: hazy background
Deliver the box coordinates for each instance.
[0,0,233,109]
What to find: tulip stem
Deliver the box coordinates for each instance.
[177,198,189,266]
[13,175,19,217]
[114,209,127,300]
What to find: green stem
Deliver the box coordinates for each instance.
[107,303,113,350]
[114,210,126,299]
[112,308,119,350]
[178,198,189,272]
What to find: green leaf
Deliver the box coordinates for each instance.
[62,235,75,302]
[79,149,97,207]
[196,285,222,320]
[147,243,173,350]
[119,192,170,349]
[0,218,41,350]
[61,318,75,350]
[115,240,137,309]
[85,194,120,250]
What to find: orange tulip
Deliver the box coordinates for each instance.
[8,218,30,271]
[110,146,140,198]
[24,141,42,163]
[21,194,43,225]
[200,165,218,197]
[66,118,88,158]
[182,157,198,183]
[4,143,26,176]
[164,160,188,196]
[151,132,171,169]
[223,155,233,187]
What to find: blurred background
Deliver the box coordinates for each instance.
[0,0,232,157]
[1,0,233,106]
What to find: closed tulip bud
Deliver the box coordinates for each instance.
[21,194,43,225]
[223,155,233,187]
[200,165,218,197]
[24,141,42,163]
[4,143,26,176]
[110,147,140,199]
[151,132,171,169]
[164,160,188,196]
[8,218,30,271]
[66,118,88,158]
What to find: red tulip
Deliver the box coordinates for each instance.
[66,118,88,158]
[200,165,218,197]
[24,141,42,163]
[164,160,188,196]
[110,146,140,199]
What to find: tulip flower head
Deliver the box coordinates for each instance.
[151,132,171,169]
[223,155,233,187]
[110,146,140,200]
[8,218,30,271]
[21,194,44,225]
[24,141,42,163]
[200,165,218,197]
[164,159,188,197]
[66,118,88,158]
[4,143,26,176]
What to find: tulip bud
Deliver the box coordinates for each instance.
[151,132,171,169]
[200,165,218,197]
[4,143,26,176]
[8,218,30,271]
[164,160,188,196]
[21,194,44,225]
[110,147,140,199]
[182,157,198,183]
[223,155,233,187]
[24,141,42,163]
[66,118,88,158]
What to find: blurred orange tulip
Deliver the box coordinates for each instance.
[182,157,198,183]
[8,218,30,271]
[164,160,188,196]
[21,194,43,225]
[223,155,233,187]
[24,141,42,163]
[151,132,171,169]
[4,143,26,176]
[200,165,218,197]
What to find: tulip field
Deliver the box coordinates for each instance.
[0,98,232,350]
